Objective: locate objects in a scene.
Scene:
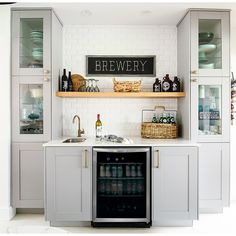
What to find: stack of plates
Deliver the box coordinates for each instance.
[32,47,43,61]
[30,30,43,43]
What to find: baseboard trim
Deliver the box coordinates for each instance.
[50,221,91,227]
[152,220,193,227]
[0,206,16,220]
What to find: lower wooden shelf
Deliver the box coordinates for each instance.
[56,91,186,98]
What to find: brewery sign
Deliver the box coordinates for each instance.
[86,55,156,77]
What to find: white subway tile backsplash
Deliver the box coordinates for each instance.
[62,25,177,136]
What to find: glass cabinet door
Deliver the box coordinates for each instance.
[191,77,230,142]
[191,11,230,77]
[12,10,50,76]
[12,77,51,142]
[198,85,222,136]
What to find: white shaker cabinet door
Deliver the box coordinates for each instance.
[12,142,44,208]
[45,147,92,222]
[152,147,198,225]
[199,142,230,212]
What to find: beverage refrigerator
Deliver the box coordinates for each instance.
[92,147,151,227]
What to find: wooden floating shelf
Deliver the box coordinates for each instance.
[56,91,186,98]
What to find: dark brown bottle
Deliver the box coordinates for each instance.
[172,76,180,92]
[68,71,73,92]
[62,69,68,92]
[153,78,161,92]
[162,74,172,92]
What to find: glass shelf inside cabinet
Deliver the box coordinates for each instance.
[20,18,43,68]
[19,84,43,134]
[198,85,222,135]
[199,19,222,70]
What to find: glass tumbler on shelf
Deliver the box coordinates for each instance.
[94,79,100,92]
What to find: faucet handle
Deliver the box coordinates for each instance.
[80,129,85,134]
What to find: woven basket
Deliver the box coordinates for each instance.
[141,123,177,139]
[113,79,141,92]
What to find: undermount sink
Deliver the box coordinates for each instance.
[63,138,86,143]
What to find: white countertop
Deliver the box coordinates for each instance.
[43,136,199,147]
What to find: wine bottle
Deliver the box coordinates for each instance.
[95,114,102,138]
[62,69,68,92]
[68,71,73,91]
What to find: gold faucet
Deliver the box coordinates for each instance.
[73,115,84,137]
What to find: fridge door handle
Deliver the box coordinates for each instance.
[154,150,160,168]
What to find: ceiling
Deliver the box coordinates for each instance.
[13,2,236,25]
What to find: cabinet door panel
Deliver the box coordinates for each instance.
[11,76,51,142]
[12,10,51,76]
[191,77,230,142]
[45,147,92,221]
[191,11,230,77]
[12,143,44,208]
[199,143,230,210]
[152,147,198,222]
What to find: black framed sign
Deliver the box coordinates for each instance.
[86,55,156,77]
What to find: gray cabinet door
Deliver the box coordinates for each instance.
[152,147,198,224]
[12,143,44,208]
[12,10,51,76]
[11,76,51,142]
[199,142,230,212]
[45,147,92,222]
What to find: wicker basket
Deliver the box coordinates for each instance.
[113,79,141,92]
[141,123,177,139]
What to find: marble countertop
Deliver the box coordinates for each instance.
[43,136,199,147]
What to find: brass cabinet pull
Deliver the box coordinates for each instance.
[191,70,197,75]
[155,150,159,168]
[84,149,88,168]
[191,78,198,82]
[43,69,50,81]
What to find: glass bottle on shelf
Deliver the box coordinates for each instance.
[162,74,173,92]
[153,78,161,92]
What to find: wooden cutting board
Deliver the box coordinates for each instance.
[71,74,85,91]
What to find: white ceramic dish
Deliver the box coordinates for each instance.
[199,44,216,53]
[199,63,215,69]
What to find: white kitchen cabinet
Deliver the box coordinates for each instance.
[190,11,230,77]
[177,9,230,213]
[199,143,230,212]
[45,147,92,223]
[191,76,230,143]
[152,146,198,226]
[12,143,44,208]
[11,8,62,209]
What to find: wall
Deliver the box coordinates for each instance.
[0,6,15,220]
[62,25,177,137]
[230,11,236,201]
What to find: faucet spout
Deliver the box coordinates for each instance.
[73,115,84,137]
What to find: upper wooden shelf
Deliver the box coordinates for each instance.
[56,91,186,98]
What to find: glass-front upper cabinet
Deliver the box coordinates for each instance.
[12,10,51,76]
[11,76,51,142]
[191,77,230,142]
[191,11,230,77]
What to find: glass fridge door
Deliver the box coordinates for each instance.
[93,148,151,224]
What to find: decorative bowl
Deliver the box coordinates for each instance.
[199,32,214,44]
